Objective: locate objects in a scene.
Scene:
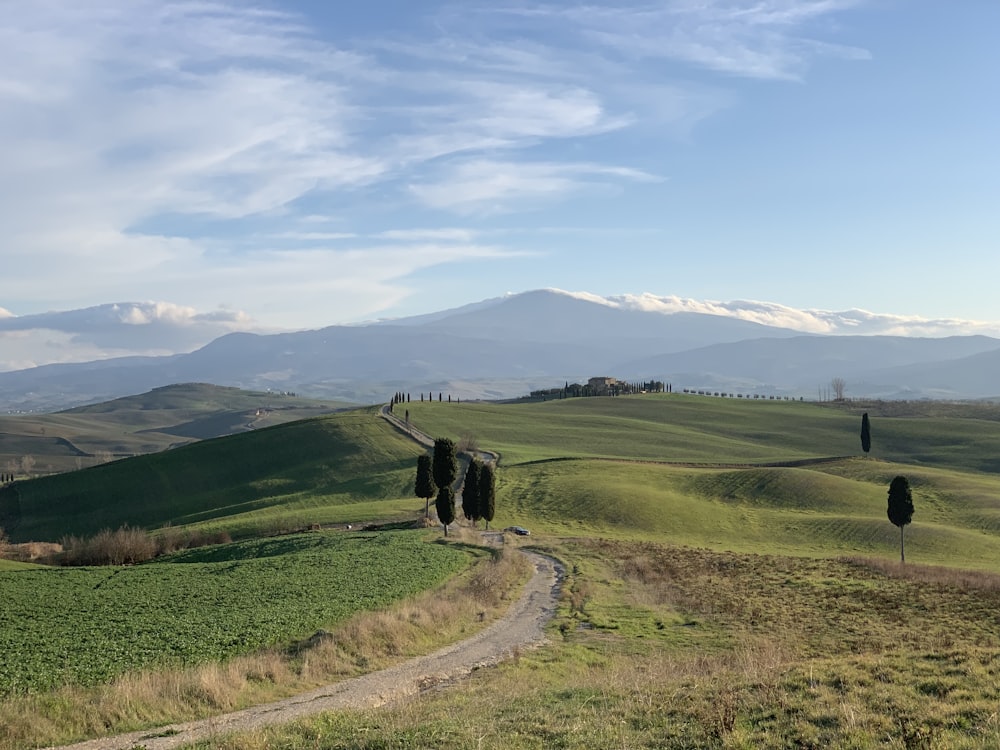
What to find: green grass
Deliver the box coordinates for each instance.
[406,394,1000,473]
[0,531,468,696]
[2,408,424,542]
[491,458,1000,568]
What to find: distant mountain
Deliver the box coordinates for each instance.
[2,289,999,411]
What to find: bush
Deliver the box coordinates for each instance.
[60,525,158,566]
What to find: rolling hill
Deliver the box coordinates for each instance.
[0,383,346,477]
[7,393,1000,571]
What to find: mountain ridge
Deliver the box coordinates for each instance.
[2,289,999,411]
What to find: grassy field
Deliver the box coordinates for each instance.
[4,391,1000,748]
[194,539,1000,749]
[404,394,1000,472]
[0,383,347,477]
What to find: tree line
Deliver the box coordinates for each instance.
[390,392,461,406]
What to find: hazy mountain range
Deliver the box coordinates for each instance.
[3,289,1000,412]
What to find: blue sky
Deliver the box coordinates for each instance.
[1,1,998,368]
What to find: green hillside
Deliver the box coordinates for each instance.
[401,395,1000,568]
[403,394,1000,472]
[0,383,347,477]
[2,407,423,542]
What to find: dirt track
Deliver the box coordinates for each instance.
[45,551,562,750]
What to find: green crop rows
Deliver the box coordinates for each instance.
[0,532,466,696]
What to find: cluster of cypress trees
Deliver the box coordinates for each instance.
[414,437,496,536]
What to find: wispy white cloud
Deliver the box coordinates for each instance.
[505,0,870,81]
[376,228,479,242]
[410,160,660,214]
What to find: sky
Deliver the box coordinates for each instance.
[1,0,999,370]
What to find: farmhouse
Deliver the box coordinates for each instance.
[587,376,617,395]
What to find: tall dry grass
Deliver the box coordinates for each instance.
[0,543,530,750]
[841,555,1000,592]
[50,525,233,566]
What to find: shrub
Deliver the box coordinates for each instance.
[60,525,158,566]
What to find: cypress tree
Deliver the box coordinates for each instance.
[478,462,496,530]
[436,486,456,536]
[887,475,914,563]
[861,412,871,456]
[462,459,482,525]
[414,454,436,519]
[432,438,458,491]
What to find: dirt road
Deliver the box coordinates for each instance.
[45,551,562,750]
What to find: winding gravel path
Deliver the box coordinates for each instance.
[44,551,562,750]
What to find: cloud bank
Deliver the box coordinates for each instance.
[0,302,256,371]
[553,289,1000,339]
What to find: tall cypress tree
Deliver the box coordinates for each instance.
[436,486,456,536]
[414,454,436,519]
[462,459,482,525]
[887,475,914,563]
[432,438,458,491]
[478,462,496,530]
[861,412,872,456]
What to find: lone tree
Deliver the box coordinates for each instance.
[478,461,496,530]
[831,377,846,401]
[887,475,914,563]
[860,412,871,456]
[436,486,456,536]
[462,458,482,526]
[414,453,436,519]
[432,438,458,493]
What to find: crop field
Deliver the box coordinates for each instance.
[0,531,468,696]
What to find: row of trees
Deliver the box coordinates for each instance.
[414,438,495,536]
[391,392,460,405]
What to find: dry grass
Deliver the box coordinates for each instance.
[0,540,62,562]
[841,555,1000,593]
[0,544,530,750]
